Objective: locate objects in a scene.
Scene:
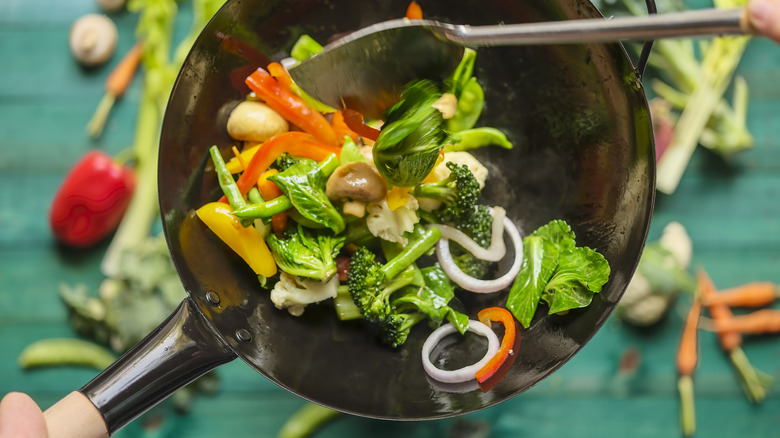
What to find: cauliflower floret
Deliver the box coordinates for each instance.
[366,196,420,244]
[270,272,339,316]
[418,151,489,212]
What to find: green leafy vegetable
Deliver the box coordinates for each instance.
[373,80,450,187]
[291,34,324,61]
[266,224,345,281]
[339,136,367,165]
[447,77,484,132]
[507,220,610,328]
[268,154,345,233]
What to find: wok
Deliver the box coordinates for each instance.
[43,0,655,435]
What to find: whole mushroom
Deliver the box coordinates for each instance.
[326,162,387,203]
[69,14,118,67]
[227,101,289,142]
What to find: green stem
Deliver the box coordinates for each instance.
[678,374,696,437]
[232,197,292,219]
[381,226,441,279]
[210,145,246,210]
[334,285,362,321]
[277,402,340,438]
[729,347,772,404]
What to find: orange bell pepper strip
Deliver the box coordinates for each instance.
[246,65,338,146]
[196,202,277,277]
[475,307,517,384]
[257,169,288,236]
[220,131,341,202]
[342,108,380,142]
[332,111,359,143]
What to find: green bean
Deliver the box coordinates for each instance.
[247,186,264,205]
[209,145,246,210]
[18,338,116,370]
[231,196,292,219]
[445,127,514,152]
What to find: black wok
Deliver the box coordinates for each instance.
[42,0,655,435]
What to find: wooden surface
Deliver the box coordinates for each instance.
[1,0,778,437]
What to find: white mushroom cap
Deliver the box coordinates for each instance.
[69,14,118,67]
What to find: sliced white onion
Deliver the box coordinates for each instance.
[436,207,507,262]
[436,212,524,293]
[421,320,499,383]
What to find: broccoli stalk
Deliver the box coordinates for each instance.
[347,225,444,347]
[413,161,480,222]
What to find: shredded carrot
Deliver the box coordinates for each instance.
[704,282,778,308]
[405,1,423,19]
[713,309,780,335]
[231,146,248,172]
[697,269,741,352]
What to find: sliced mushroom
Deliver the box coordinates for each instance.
[227,101,289,142]
[69,14,118,67]
[326,162,387,203]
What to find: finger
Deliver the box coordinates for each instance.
[0,392,48,438]
[748,0,780,43]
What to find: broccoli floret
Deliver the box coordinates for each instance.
[452,204,495,279]
[413,161,480,222]
[347,225,444,347]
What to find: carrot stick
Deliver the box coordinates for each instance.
[676,296,701,437]
[87,42,145,138]
[703,282,778,308]
[257,169,288,236]
[697,268,771,403]
[713,309,780,334]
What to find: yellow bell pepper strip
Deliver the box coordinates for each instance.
[196,202,277,277]
[475,307,517,384]
[246,65,338,146]
[386,186,411,211]
[258,169,288,237]
[219,131,341,203]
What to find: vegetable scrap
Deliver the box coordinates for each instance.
[193,27,610,392]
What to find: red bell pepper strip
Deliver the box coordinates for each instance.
[406,1,423,19]
[219,131,341,203]
[246,66,338,146]
[342,108,380,142]
[49,150,136,248]
[475,307,517,384]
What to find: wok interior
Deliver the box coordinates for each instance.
[158,0,654,419]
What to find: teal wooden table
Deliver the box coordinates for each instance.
[1,0,778,437]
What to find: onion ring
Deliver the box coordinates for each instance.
[421,320,500,383]
[436,207,507,262]
[436,212,524,293]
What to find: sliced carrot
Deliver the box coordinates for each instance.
[703,282,778,308]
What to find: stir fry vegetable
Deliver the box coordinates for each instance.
[195,32,610,391]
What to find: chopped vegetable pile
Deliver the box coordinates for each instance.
[195,27,611,390]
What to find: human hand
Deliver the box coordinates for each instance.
[748,0,780,43]
[0,392,47,438]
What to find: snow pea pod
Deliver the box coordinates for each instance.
[18,338,116,370]
[447,127,513,152]
[447,77,484,132]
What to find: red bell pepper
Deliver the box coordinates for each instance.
[49,150,135,248]
[475,307,517,384]
[341,108,380,142]
[246,66,338,146]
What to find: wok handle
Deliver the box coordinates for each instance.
[44,298,237,437]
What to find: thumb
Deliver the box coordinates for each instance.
[0,393,48,438]
[748,0,780,43]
